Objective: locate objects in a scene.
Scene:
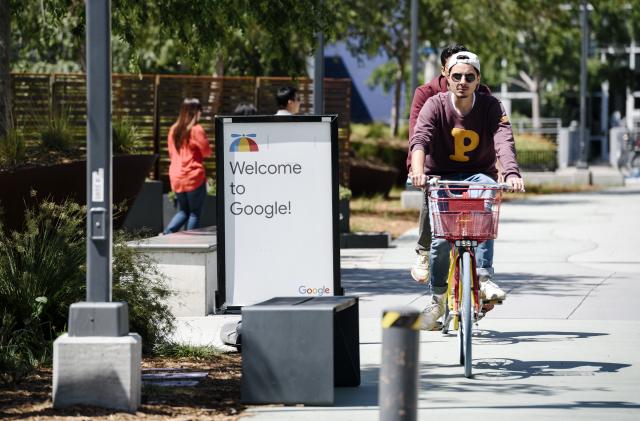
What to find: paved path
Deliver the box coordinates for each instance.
[242,187,640,420]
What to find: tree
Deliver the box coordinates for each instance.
[2,0,334,117]
[334,0,448,136]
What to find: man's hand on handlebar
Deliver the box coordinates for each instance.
[506,175,525,192]
[409,171,428,188]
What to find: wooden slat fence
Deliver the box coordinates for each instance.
[10,73,351,187]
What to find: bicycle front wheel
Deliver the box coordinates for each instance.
[461,251,473,378]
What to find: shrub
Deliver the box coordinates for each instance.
[113,118,141,154]
[514,133,557,151]
[514,133,557,171]
[0,201,85,383]
[0,126,26,168]
[0,200,175,383]
[112,239,174,354]
[206,177,216,196]
[40,109,74,151]
[339,185,352,201]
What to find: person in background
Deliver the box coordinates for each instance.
[275,86,301,115]
[163,98,212,234]
[408,44,493,284]
[234,102,258,116]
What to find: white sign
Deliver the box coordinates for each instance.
[217,117,339,308]
[91,168,104,202]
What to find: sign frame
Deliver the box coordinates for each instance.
[215,115,342,311]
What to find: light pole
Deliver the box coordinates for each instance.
[314,0,324,114]
[53,0,141,411]
[410,0,419,100]
[577,0,589,169]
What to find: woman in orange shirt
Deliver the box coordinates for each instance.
[163,98,212,234]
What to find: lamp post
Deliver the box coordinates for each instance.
[410,0,419,100]
[53,0,141,411]
[314,0,324,114]
[576,0,589,169]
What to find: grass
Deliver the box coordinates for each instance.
[350,187,419,239]
[349,184,605,239]
[153,342,222,359]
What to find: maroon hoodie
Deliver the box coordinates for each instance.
[409,92,520,181]
[407,75,491,171]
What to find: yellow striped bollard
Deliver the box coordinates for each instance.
[379,307,421,421]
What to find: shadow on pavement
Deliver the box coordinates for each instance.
[496,272,605,297]
[341,268,427,295]
[473,329,609,346]
[473,358,631,380]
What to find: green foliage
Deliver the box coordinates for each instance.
[350,124,407,183]
[0,201,86,382]
[39,109,73,152]
[152,342,221,359]
[206,177,216,196]
[0,125,25,168]
[339,185,352,201]
[10,0,334,76]
[0,200,175,383]
[112,118,141,154]
[112,239,175,354]
[515,133,557,151]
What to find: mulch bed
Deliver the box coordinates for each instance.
[0,353,244,420]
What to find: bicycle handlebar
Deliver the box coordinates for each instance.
[406,176,511,190]
[427,178,511,190]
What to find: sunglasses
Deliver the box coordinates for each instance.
[450,72,477,83]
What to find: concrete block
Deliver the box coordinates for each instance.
[53,333,142,412]
[68,302,129,337]
[590,167,624,186]
[523,168,590,186]
[128,227,218,317]
[401,190,424,209]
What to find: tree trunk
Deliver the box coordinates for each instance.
[532,75,541,129]
[0,0,11,139]
[391,65,403,137]
[518,70,541,129]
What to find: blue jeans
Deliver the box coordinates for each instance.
[163,181,207,234]
[429,173,496,294]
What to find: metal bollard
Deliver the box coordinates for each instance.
[379,307,421,421]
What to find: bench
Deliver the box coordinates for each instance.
[241,296,360,405]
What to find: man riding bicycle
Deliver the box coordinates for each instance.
[409,51,525,330]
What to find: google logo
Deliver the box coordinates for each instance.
[298,285,331,296]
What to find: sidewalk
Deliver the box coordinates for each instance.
[242,186,640,420]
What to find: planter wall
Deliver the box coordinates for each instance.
[122,180,164,233]
[349,159,399,197]
[0,154,157,231]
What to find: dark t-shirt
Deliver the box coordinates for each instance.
[409,92,520,180]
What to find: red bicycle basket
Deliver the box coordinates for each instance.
[428,186,502,241]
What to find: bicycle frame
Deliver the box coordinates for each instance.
[427,178,508,378]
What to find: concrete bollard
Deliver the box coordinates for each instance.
[379,307,421,421]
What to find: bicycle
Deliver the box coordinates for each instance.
[427,177,509,378]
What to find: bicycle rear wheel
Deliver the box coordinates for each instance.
[460,251,473,378]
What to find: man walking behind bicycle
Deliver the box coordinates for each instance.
[409,51,525,330]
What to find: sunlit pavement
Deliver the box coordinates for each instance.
[242,186,640,420]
